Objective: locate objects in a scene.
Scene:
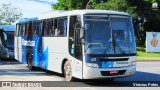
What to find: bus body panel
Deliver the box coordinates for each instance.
[42,37,68,72]
[42,37,83,79]
[83,56,136,79]
[83,65,136,79]
[14,37,18,60]
[18,37,22,62]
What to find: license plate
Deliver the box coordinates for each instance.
[110,70,118,74]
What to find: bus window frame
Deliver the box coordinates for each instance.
[17,24,21,37]
[22,23,26,36]
[15,24,19,37]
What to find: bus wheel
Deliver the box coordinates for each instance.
[27,55,34,70]
[64,61,73,81]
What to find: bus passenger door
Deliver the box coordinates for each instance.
[69,16,83,79]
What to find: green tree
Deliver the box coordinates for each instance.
[52,0,89,10]
[0,3,22,25]
[52,0,160,46]
[95,0,137,17]
[52,0,136,17]
[128,0,160,46]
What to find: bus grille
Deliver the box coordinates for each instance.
[99,58,129,61]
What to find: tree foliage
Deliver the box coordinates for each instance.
[52,0,136,17]
[52,0,88,10]
[94,0,137,17]
[52,0,160,46]
[0,3,22,25]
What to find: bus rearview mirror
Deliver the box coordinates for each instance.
[80,28,84,39]
[3,32,7,41]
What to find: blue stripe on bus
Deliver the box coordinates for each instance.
[22,36,48,69]
[41,47,48,69]
[22,36,27,63]
[85,56,114,68]
[33,36,41,66]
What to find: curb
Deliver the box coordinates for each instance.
[137,60,160,62]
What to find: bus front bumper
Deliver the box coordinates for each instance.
[83,65,136,79]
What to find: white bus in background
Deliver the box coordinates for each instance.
[0,25,15,59]
[14,10,136,81]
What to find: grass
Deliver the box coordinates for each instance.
[137,46,160,61]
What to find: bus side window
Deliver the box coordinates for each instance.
[42,21,45,36]
[64,18,67,36]
[54,19,58,36]
[25,23,32,36]
[25,23,29,36]
[36,22,42,36]
[35,22,39,36]
[49,20,54,36]
[43,20,49,36]
[29,23,32,35]
[32,22,36,36]
[57,18,67,37]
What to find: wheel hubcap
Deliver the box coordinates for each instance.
[64,61,72,81]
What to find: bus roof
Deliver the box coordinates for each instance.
[19,17,38,23]
[38,10,130,20]
[0,25,15,32]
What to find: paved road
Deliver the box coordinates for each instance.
[0,59,160,90]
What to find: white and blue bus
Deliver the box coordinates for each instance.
[0,25,15,59]
[14,10,136,81]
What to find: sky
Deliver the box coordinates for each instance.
[0,0,58,18]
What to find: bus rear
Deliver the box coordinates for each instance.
[0,25,15,59]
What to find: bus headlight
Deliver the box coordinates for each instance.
[130,61,136,66]
[86,63,99,68]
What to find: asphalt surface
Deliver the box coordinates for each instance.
[0,59,160,90]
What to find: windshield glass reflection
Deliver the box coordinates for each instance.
[84,15,136,55]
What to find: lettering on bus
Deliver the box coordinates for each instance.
[102,61,114,68]
[22,39,35,47]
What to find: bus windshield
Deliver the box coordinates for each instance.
[84,15,136,55]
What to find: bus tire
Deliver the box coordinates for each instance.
[27,55,35,70]
[63,60,74,81]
